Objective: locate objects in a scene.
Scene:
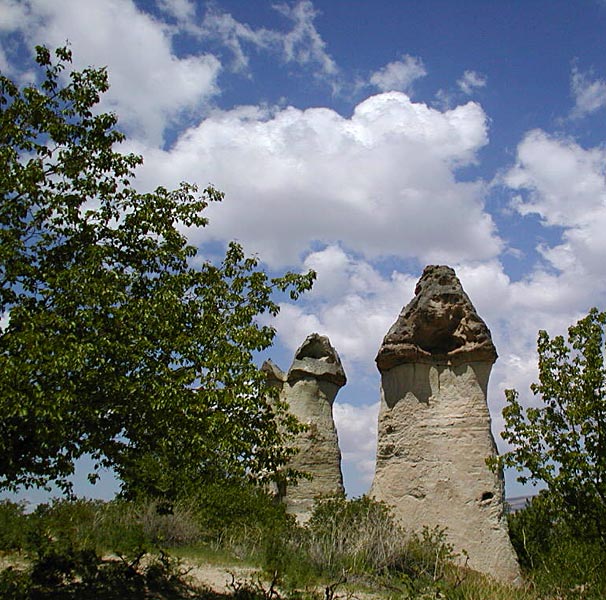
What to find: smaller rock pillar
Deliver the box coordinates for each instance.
[262,333,346,523]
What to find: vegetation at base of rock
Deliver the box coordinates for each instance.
[508,493,606,599]
[496,308,606,548]
[0,45,314,500]
[0,492,571,599]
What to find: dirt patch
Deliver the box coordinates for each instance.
[182,561,263,594]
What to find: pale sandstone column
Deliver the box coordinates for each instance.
[263,333,346,523]
[370,265,520,582]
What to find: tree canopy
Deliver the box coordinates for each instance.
[497,308,606,545]
[0,46,314,499]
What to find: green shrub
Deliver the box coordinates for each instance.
[191,481,289,533]
[0,548,198,600]
[187,480,294,557]
[531,536,606,599]
[0,566,31,600]
[257,494,459,595]
[25,498,104,556]
[0,500,28,552]
[402,525,457,583]
[508,492,606,599]
[305,494,407,575]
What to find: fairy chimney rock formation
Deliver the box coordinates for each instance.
[263,333,346,522]
[371,265,520,582]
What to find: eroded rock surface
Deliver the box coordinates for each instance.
[371,265,520,582]
[263,333,345,522]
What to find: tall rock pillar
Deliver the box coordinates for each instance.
[370,265,520,582]
[263,333,346,523]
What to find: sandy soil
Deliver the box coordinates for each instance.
[182,561,263,594]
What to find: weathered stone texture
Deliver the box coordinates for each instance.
[263,333,345,523]
[371,265,520,582]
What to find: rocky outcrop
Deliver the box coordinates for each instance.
[370,265,520,582]
[263,333,346,522]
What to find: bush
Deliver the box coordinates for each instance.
[305,494,407,574]
[508,493,606,599]
[24,499,104,557]
[0,548,198,600]
[0,566,31,600]
[188,481,293,554]
[258,494,459,595]
[0,500,27,552]
[98,499,203,553]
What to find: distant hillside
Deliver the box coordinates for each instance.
[505,495,536,512]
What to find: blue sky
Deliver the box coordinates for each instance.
[2,0,606,502]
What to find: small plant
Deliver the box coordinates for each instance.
[228,571,283,600]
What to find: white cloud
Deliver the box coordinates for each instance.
[571,65,606,118]
[4,0,220,145]
[369,55,426,94]
[0,0,29,31]
[334,401,379,493]
[457,70,487,95]
[502,129,606,284]
[137,92,498,267]
[503,129,606,227]
[274,0,337,77]
[487,130,606,460]
[156,0,196,22]
[195,1,337,79]
[271,245,416,369]
[197,6,274,72]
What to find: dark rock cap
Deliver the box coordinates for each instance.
[376,265,497,372]
[288,333,347,387]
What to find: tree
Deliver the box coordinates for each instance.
[0,46,314,499]
[497,308,606,545]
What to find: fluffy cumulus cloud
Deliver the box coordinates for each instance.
[333,401,379,492]
[271,245,416,369]
[139,92,498,267]
[503,129,606,283]
[369,54,427,93]
[2,0,220,145]
[571,65,606,118]
[485,129,606,466]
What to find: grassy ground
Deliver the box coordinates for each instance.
[1,492,604,599]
